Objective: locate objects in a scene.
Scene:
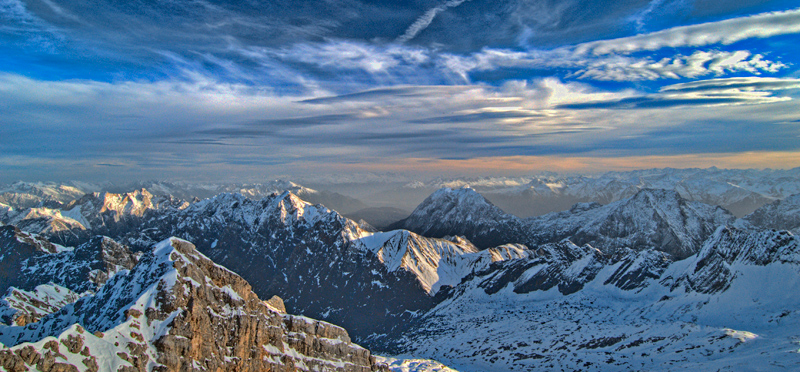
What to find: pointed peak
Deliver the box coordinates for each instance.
[426,186,486,203]
[631,188,681,200]
[274,190,312,208]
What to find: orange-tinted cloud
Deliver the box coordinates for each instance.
[315,151,800,177]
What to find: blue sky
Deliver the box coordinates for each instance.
[1,0,799,182]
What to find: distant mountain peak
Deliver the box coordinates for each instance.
[410,186,512,222]
[392,187,520,248]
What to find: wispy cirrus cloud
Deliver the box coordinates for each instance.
[574,50,786,81]
[574,7,800,55]
[275,41,430,74]
[558,77,800,110]
[660,77,800,92]
[423,7,800,82]
[397,0,471,43]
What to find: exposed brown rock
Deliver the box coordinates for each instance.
[265,295,286,313]
[60,334,84,354]
[82,356,98,372]
[151,239,388,372]
[0,348,29,372]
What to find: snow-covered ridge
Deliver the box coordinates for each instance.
[532,188,736,259]
[0,284,82,327]
[398,227,800,371]
[400,187,735,259]
[0,181,99,209]
[355,230,529,294]
[403,187,515,225]
[0,236,389,371]
[0,227,138,328]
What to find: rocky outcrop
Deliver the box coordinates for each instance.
[0,237,388,372]
[151,239,386,372]
[672,226,800,294]
[468,241,605,296]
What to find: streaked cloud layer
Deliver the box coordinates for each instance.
[1,0,799,182]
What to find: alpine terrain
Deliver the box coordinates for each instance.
[1,169,799,371]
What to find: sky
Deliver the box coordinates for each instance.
[1,0,800,183]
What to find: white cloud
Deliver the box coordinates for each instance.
[574,7,800,55]
[199,7,798,86]
[2,71,798,181]
[0,0,63,48]
[660,77,800,92]
[558,76,800,110]
[397,0,471,43]
[427,7,798,82]
[276,41,430,74]
[575,50,786,81]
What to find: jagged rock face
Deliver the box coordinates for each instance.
[353,230,530,295]
[673,226,800,294]
[0,226,70,292]
[1,207,88,243]
[390,187,523,249]
[0,190,188,248]
[0,228,137,328]
[407,168,800,218]
[152,240,385,372]
[461,242,605,297]
[6,186,736,344]
[0,230,137,296]
[0,284,82,327]
[560,189,736,259]
[603,248,672,291]
[0,238,388,372]
[118,180,369,215]
[0,182,89,210]
[54,190,187,247]
[5,190,524,344]
[740,193,800,234]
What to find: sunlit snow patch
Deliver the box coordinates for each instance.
[723,328,759,342]
[376,355,460,372]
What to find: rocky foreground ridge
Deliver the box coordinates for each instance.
[0,228,387,372]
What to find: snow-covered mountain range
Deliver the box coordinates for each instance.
[394,187,736,259]
[381,167,800,217]
[0,180,368,216]
[1,169,799,371]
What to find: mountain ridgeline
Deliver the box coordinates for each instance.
[392,186,735,259]
[1,177,800,371]
[0,229,388,372]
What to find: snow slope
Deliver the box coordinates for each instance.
[395,227,800,371]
